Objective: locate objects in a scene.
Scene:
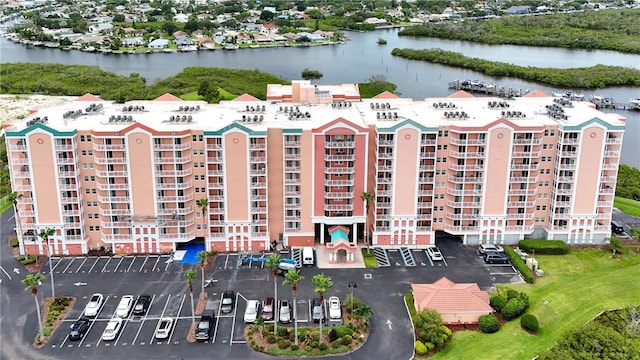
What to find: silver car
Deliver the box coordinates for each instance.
[279,300,291,324]
[84,293,104,317]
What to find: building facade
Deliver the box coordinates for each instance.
[5,82,625,256]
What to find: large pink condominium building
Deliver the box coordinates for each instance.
[5,81,625,256]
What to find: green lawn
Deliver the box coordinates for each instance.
[0,198,13,215]
[614,196,640,217]
[361,248,377,268]
[431,249,640,360]
[179,88,238,102]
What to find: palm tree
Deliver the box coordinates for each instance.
[22,273,46,340]
[354,303,373,323]
[283,269,304,345]
[360,191,373,247]
[8,192,24,253]
[38,227,56,299]
[185,269,197,323]
[265,253,281,334]
[196,198,209,236]
[311,273,333,345]
[196,250,208,296]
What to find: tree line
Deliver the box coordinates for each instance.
[391,48,640,88]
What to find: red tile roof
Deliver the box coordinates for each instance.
[412,277,492,313]
[373,91,400,99]
[232,93,260,101]
[448,90,475,98]
[154,93,182,101]
[524,90,550,97]
[75,93,102,102]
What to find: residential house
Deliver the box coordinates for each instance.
[89,22,113,35]
[148,38,170,49]
[235,34,252,44]
[505,5,531,15]
[259,23,279,34]
[297,32,323,42]
[282,32,301,41]
[197,13,213,21]
[173,13,188,23]
[122,37,144,47]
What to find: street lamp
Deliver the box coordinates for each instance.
[348,281,357,315]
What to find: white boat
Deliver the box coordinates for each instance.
[630,98,640,110]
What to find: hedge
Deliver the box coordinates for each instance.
[504,247,535,283]
[520,313,539,332]
[502,298,527,320]
[415,340,428,355]
[490,294,508,312]
[518,240,568,255]
[478,314,501,333]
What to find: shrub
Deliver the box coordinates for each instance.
[310,340,319,348]
[11,236,19,247]
[318,343,327,351]
[425,342,435,351]
[505,247,535,283]
[518,240,568,255]
[19,255,36,265]
[277,339,290,349]
[490,294,508,312]
[521,313,539,332]
[331,339,341,348]
[298,332,306,342]
[415,340,428,355]
[340,335,352,346]
[478,314,501,333]
[502,298,527,320]
[506,289,520,300]
[291,344,299,351]
[288,333,295,342]
[250,340,256,347]
[405,292,417,318]
[277,327,289,337]
[328,328,339,342]
[304,345,312,352]
[267,335,277,344]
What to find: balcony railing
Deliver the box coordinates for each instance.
[378,139,394,145]
[153,142,192,150]
[251,181,268,189]
[157,181,193,190]
[599,188,615,194]
[163,219,195,227]
[418,189,434,196]
[155,156,192,164]
[283,153,301,160]
[62,209,81,216]
[419,165,435,171]
[96,183,129,191]
[448,176,483,183]
[325,192,353,199]
[158,194,194,202]
[207,182,224,189]
[420,139,437,145]
[61,196,80,204]
[605,137,622,144]
[506,213,534,220]
[377,153,393,159]
[252,194,268,200]
[250,168,268,176]
[507,201,534,207]
[377,189,392,196]
[324,204,354,211]
[159,231,196,240]
[284,141,300,147]
[512,151,542,158]
[56,158,76,165]
[285,178,301,185]
[102,234,132,241]
[597,201,613,207]
[552,213,571,219]
[602,163,618,170]
[59,171,79,178]
[9,144,28,151]
[508,189,537,195]
[511,163,539,170]
[284,202,301,209]
[557,176,574,182]
[325,179,354,186]
[325,154,355,161]
[325,167,354,174]
[100,220,131,228]
[449,151,486,158]
[156,169,193,177]
[207,157,223,163]
[512,138,543,145]
[377,202,392,208]
[560,138,579,144]
[95,170,128,177]
[250,156,267,163]
[93,143,126,151]
[13,171,31,178]
[600,176,616,182]
[206,143,222,150]
[325,141,354,148]
[417,202,433,208]
[158,206,194,216]
[447,200,481,207]
[94,156,127,165]
[445,213,480,220]
[444,224,480,232]
[59,183,79,190]
[98,195,130,203]
[250,143,267,150]
[560,151,577,157]
[553,201,571,207]
[510,176,538,183]
[446,188,481,196]
[555,188,573,195]
[448,163,484,171]
[55,144,77,151]
[420,152,436,158]
[99,208,131,216]
[11,158,30,165]
[449,138,486,145]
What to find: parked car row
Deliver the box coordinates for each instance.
[241,297,296,324]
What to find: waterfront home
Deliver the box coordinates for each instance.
[364,17,388,26]
[197,37,215,49]
[173,30,187,38]
[235,34,252,44]
[89,22,113,34]
[298,32,323,42]
[122,37,144,47]
[259,23,279,34]
[148,38,170,49]
[313,30,334,39]
[282,32,301,41]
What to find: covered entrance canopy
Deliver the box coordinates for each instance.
[325,225,357,263]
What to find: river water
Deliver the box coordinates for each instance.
[1,28,638,167]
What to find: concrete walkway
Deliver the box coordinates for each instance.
[316,244,366,269]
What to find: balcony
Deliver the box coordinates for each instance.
[63,222,81,230]
[418,189,434,196]
[206,143,222,150]
[250,168,268,176]
[511,163,539,170]
[560,138,579,144]
[377,153,393,159]
[325,179,354,186]
[250,156,267,163]
[555,188,573,195]
[507,201,534,207]
[553,201,571,207]
[416,226,431,232]
[98,195,130,203]
[449,151,485,158]
[207,156,223,163]
[208,195,224,202]
[59,183,79,191]
[61,196,80,204]
[325,192,353,199]
[158,206,194,216]
[56,158,76,165]
[325,167,354,174]
[207,170,223,177]
[326,141,354,148]
[552,213,571,219]
[378,139,395,146]
[446,188,480,196]
[449,138,486,145]
[208,182,224,189]
[560,151,577,157]
[157,181,193,190]
[206,207,225,215]
[447,200,481,207]
[448,175,483,183]
[419,176,435,183]
[155,156,192,164]
[377,202,392,208]
[13,171,31,178]
[600,176,616,182]
[285,178,301,185]
[325,154,355,161]
[420,139,437,145]
[512,138,542,145]
[252,232,269,238]
[602,163,618,170]
[99,208,131,216]
[55,144,76,151]
[95,183,129,191]
[376,177,392,184]
[102,234,133,241]
[284,202,301,209]
[596,212,610,219]
[250,143,267,150]
[9,144,28,151]
[419,165,435,171]
[376,214,391,220]
[597,201,613,207]
[156,169,193,177]
[445,213,480,220]
[11,157,30,165]
[505,225,535,232]
[512,151,542,158]
[93,143,126,151]
[251,181,268,189]
[599,188,615,194]
[448,163,484,171]
[159,231,196,240]
[510,176,538,183]
[95,170,127,177]
[163,219,195,227]
[283,153,301,160]
[605,137,622,144]
[508,189,537,195]
[252,194,268,200]
[93,156,126,165]
[506,213,534,220]
[158,194,194,202]
[284,141,300,147]
[251,219,268,226]
[444,224,480,232]
[12,183,32,191]
[420,152,436,158]
[557,176,574,182]
[285,166,301,172]
[62,209,81,216]
[417,202,433,208]
[377,189,392,196]
[153,142,192,150]
[59,170,79,178]
[324,204,354,211]
[100,220,131,228]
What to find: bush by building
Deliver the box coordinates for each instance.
[415,340,427,355]
[490,293,508,312]
[518,240,568,255]
[478,314,501,333]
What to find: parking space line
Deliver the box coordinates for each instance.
[75,257,88,273]
[126,256,136,272]
[101,257,112,273]
[50,257,63,272]
[224,254,230,269]
[152,256,161,272]
[163,255,172,272]
[441,257,449,266]
[149,294,172,344]
[61,258,75,273]
[230,292,246,345]
[139,256,149,273]
[114,317,130,346]
[131,294,156,345]
[166,294,186,345]
[113,257,125,272]
[87,257,101,273]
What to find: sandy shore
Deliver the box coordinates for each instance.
[0,94,76,125]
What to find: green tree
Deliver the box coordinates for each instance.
[23,273,46,341]
[283,269,304,345]
[360,191,373,246]
[354,302,373,322]
[38,227,56,299]
[8,192,24,250]
[185,270,197,323]
[413,308,448,346]
[196,250,208,296]
[266,253,281,334]
[196,197,209,233]
[260,10,275,21]
[311,273,333,344]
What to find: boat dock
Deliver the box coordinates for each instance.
[449,80,640,111]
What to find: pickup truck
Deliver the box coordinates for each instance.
[194,312,215,341]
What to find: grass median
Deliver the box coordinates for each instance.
[431,248,640,360]
[614,196,640,217]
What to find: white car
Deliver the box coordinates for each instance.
[328,296,341,320]
[101,318,122,341]
[427,246,443,261]
[279,300,291,324]
[155,317,174,339]
[244,300,260,323]
[479,244,504,254]
[115,295,134,318]
[84,293,104,317]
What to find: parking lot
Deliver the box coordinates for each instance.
[46,255,176,276]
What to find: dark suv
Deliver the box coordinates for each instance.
[484,252,510,264]
[221,290,235,314]
[195,311,215,342]
[133,294,152,315]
